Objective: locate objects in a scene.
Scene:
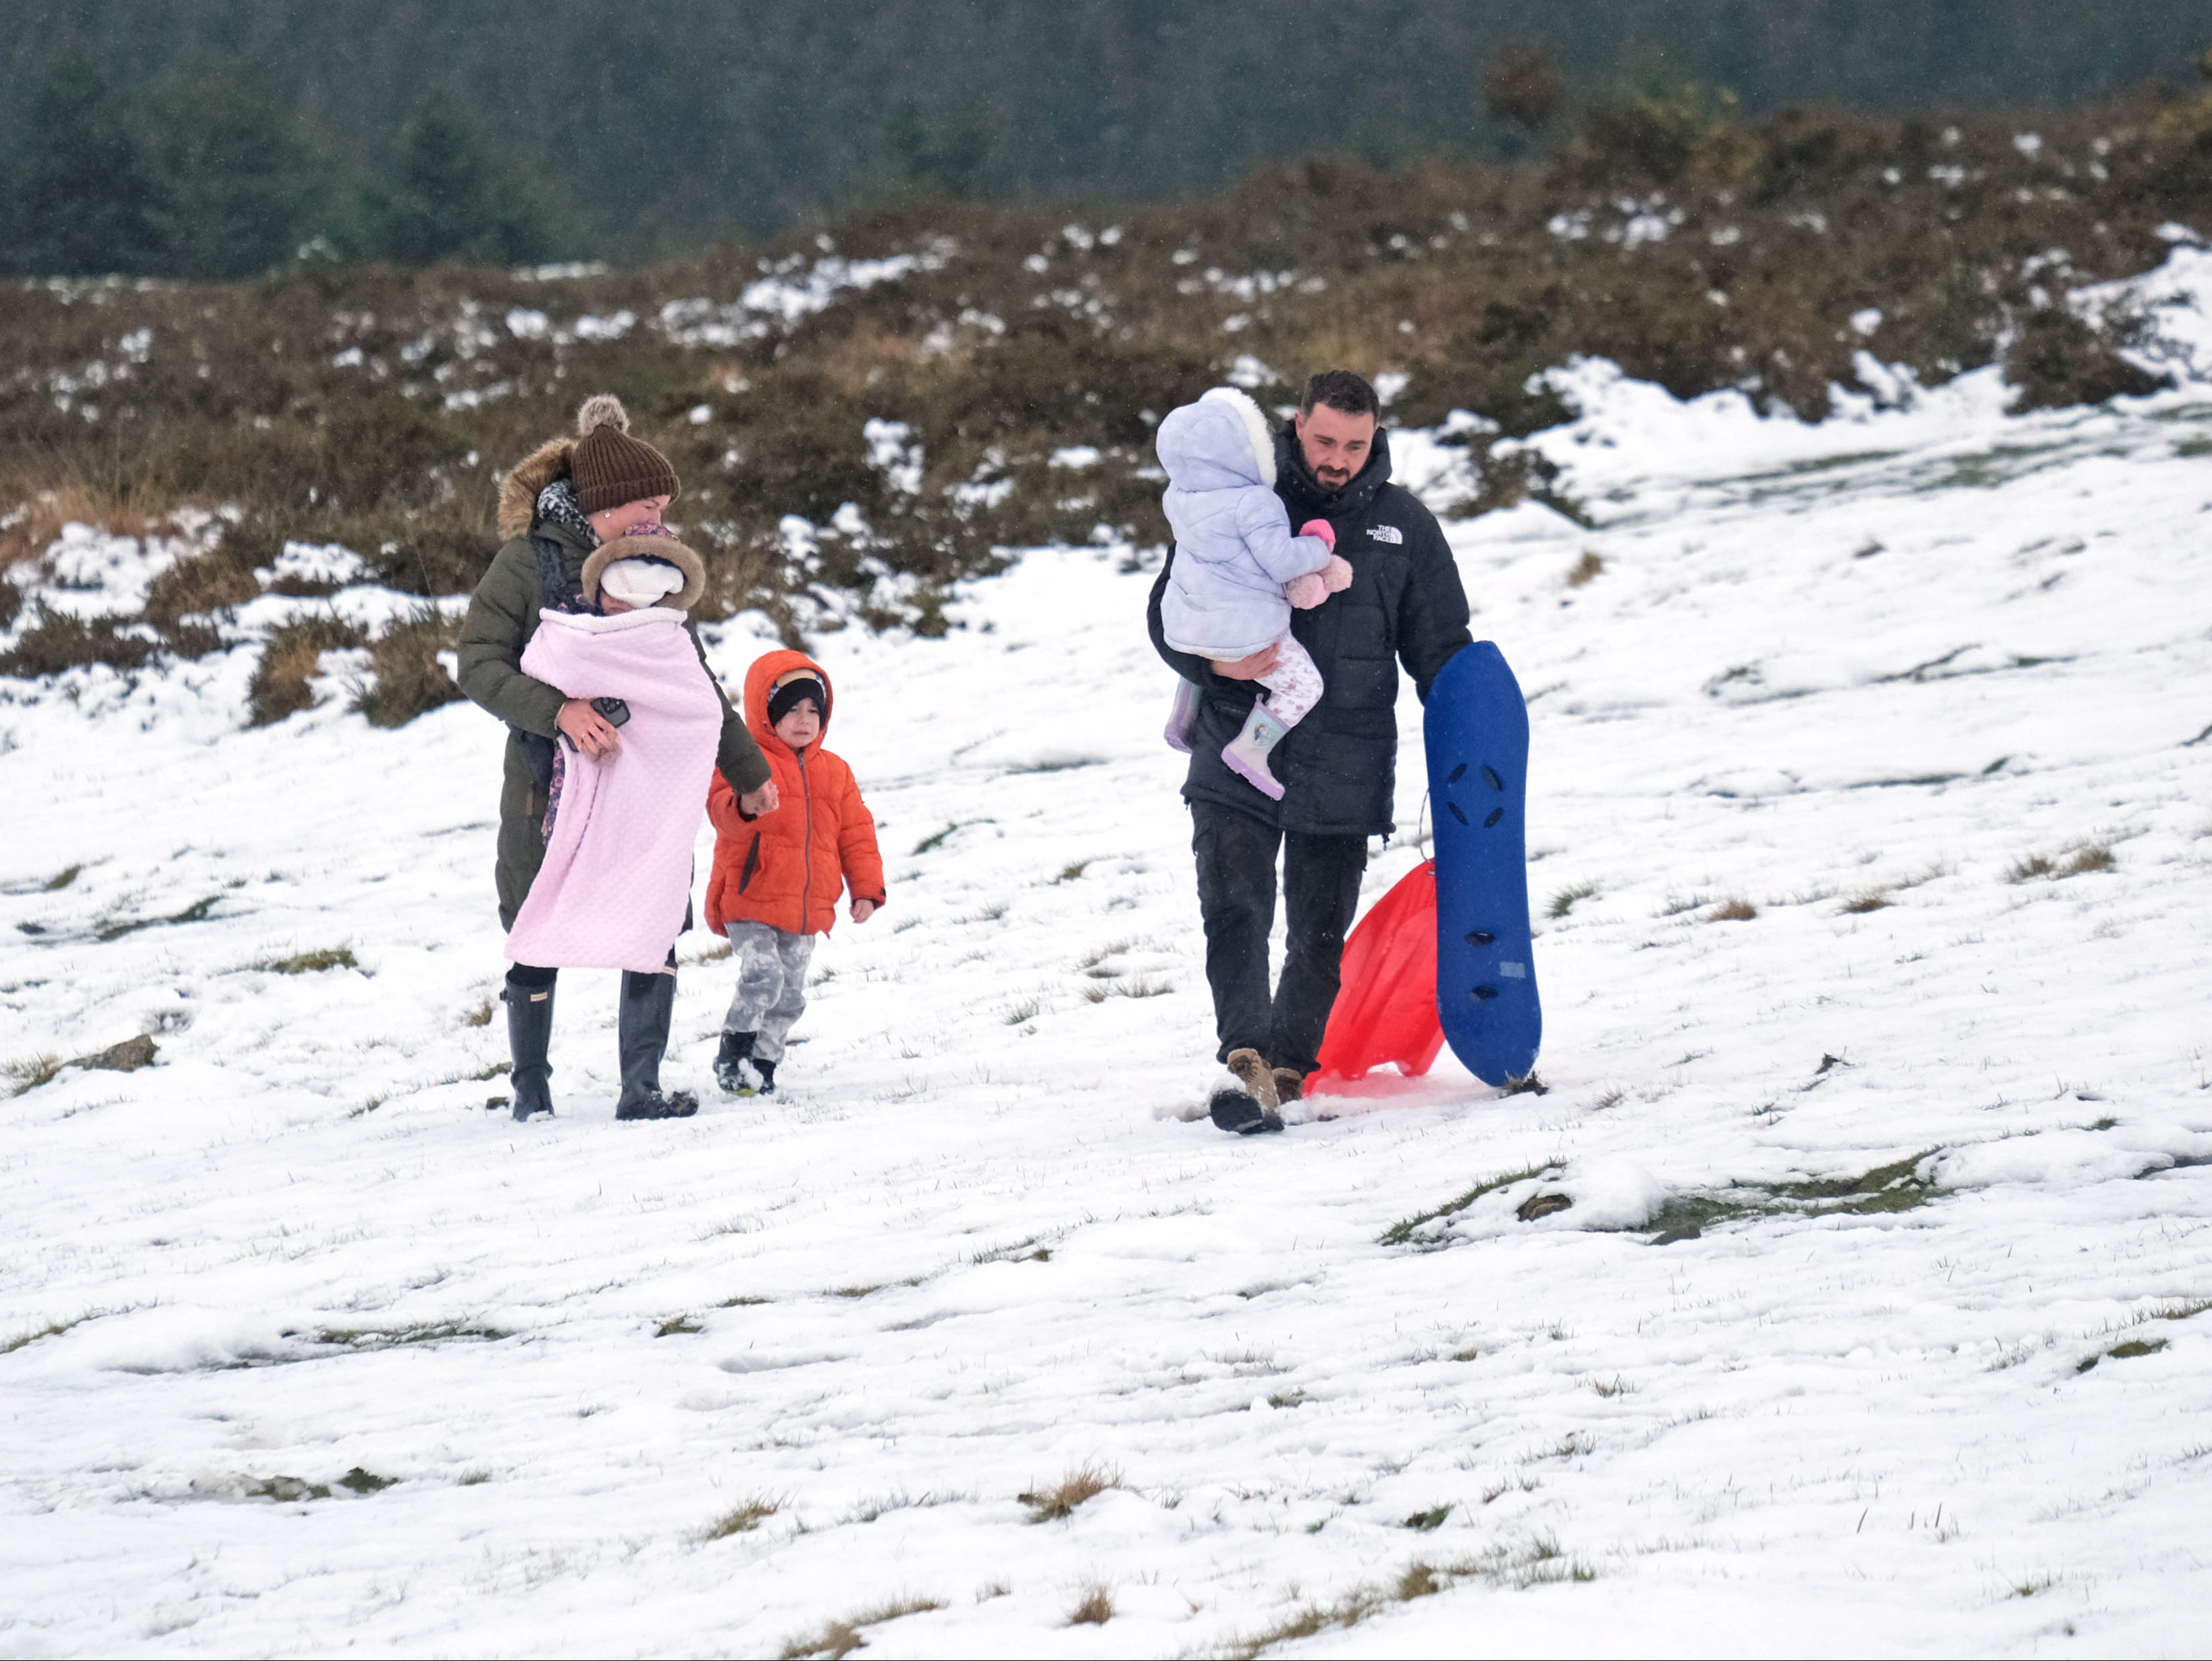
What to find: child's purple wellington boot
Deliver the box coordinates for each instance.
[1222,701,1290,801]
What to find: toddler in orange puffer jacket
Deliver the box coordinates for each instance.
[704,650,886,1095]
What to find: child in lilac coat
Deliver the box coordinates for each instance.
[1157,387,1352,799]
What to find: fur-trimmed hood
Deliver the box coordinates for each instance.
[581,533,708,612]
[496,435,576,541]
[1156,386,1276,492]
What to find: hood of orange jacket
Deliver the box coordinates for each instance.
[742,648,834,756]
[705,649,885,937]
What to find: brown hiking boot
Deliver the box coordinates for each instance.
[1271,1067,1305,1104]
[1225,1048,1280,1113]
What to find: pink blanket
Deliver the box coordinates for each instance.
[505,608,725,974]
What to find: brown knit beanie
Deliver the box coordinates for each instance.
[569,394,679,516]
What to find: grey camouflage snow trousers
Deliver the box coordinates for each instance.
[720,920,815,1062]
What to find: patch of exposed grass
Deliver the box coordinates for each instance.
[247,1475,332,1502]
[350,607,464,728]
[1005,997,1040,1025]
[1500,1073,1549,1097]
[910,822,958,855]
[42,864,82,891]
[1706,897,1757,922]
[336,1467,396,1494]
[1020,1462,1118,1522]
[1546,880,1598,919]
[257,947,357,974]
[1404,1504,1452,1531]
[1648,1150,1941,1242]
[704,1495,782,1539]
[655,1315,704,1337]
[1055,860,1090,882]
[247,614,369,728]
[1383,1165,1558,1246]
[1840,890,1893,914]
[1109,976,1174,999]
[2080,1336,2169,1372]
[0,1307,123,1354]
[4,1053,63,1096]
[1069,1585,1114,1625]
[1006,755,1103,774]
[1564,550,1604,587]
[95,893,220,941]
[780,1598,946,1660]
[298,1321,508,1349]
[1223,1535,1594,1657]
[2011,841,2116,882]
[0,610,167,677]
[828,1285,881,1300]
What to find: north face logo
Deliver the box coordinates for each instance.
[1367,524,1404,544]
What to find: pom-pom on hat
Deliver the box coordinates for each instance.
[570,394,679,516]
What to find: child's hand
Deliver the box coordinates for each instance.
[1286,571,1327,610]
[738,780,780,817]
[1321,554,1353,594]
[1298,517,1336,551]
[851,898,878,924]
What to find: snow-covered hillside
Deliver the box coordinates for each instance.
[4,340,2211,1655]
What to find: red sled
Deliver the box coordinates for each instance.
[1311,860,1444,1090]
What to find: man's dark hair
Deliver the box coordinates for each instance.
[1300,369,1380,419]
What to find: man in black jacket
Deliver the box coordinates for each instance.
[1148,370,1471,1133]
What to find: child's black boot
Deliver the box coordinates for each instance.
[715,1030,757,1095]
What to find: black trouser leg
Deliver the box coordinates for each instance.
[1271,830,1368,1075]
[1190,801,1282,1063]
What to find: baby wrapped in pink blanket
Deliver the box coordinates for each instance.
[505,601,724,974]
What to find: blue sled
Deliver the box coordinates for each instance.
[1425,641,1542,1086]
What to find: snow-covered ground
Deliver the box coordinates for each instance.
[3,349,2211,1657]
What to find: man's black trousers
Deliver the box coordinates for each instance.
[1189,799,1367,1076]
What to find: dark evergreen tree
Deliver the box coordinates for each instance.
[5,53,168,277]
[151,66,317,279]
[369,104,552,267]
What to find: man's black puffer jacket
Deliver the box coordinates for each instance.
[1147,421,1473,838]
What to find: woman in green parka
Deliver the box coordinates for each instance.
[456,394,776,1123]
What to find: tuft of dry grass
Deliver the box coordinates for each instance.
[1069,1586,1114,1626]
[0,610,167,678]
[5,1053,63,1097]
[779,1598,945,1660]
[1839,891,1892,914]
[1546,881,1597,919]
[1564,550,1604,587]
[1706,897,1757,922]
[2011,841,2115,882]
[703,1495,782,1539]
[462,998,495,1027]
[257,947,357,974]
[247,614,369,727]
[350,608,464,728]
[1019,1462,1118,1522]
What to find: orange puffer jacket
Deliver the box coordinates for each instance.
[705,649,886,937]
